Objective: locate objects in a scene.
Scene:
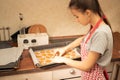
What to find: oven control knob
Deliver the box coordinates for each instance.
[23,39,29,44]
[69,69,75,74]
[31,39,37,43]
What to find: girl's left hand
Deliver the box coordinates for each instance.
[52,56,67,63]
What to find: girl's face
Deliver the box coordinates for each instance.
[71,9,90,26]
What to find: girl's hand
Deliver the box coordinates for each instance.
[52,56,68,63]
[54,47,66,56]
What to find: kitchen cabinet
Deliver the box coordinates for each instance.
[0,68,81,80]
[53,68,81,80]
[0,71,52,80]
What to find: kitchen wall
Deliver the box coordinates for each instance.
[0,0,120,38]
[99,0,120,33]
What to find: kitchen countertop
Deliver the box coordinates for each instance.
[0,46,119,77]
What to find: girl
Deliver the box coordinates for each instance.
[52,0,113,80]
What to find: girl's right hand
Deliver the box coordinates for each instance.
[54,47,66,56]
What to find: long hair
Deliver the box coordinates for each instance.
[69,0,112,30]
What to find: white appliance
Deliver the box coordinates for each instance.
[17,33,49,48]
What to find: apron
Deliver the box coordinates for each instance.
[80,18,109,80]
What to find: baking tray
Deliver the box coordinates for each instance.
[0,47,23,71]
[29,42,81,69]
